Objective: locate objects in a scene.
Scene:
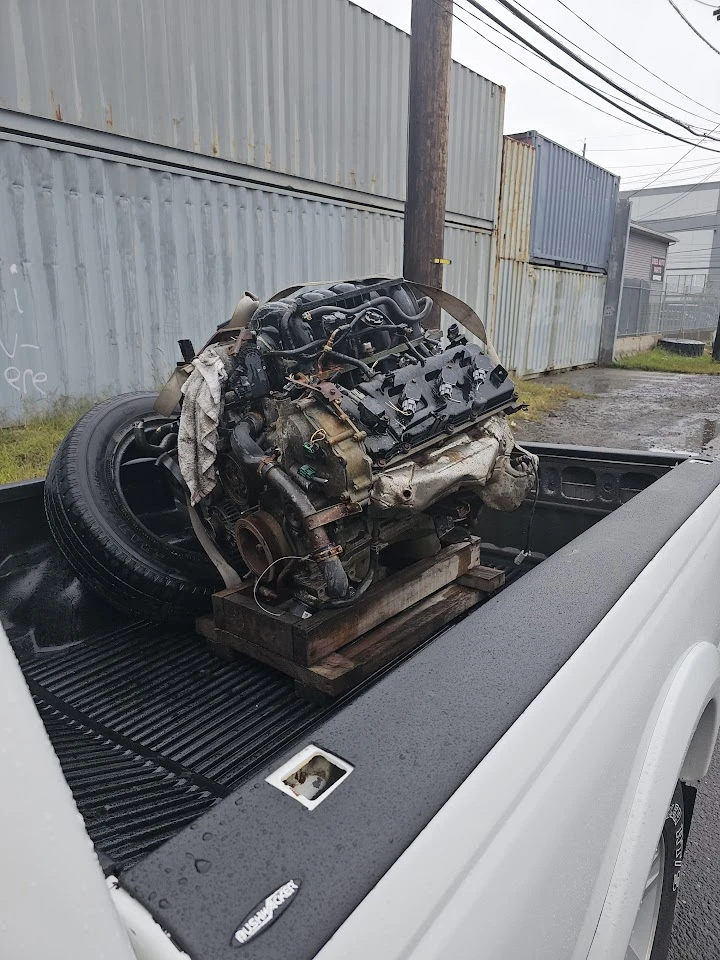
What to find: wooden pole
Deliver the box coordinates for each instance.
[403,0,453,326]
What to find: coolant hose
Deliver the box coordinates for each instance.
[230,421,349,600]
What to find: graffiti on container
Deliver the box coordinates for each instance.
[2,264,48,397]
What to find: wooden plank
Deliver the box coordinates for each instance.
[337,583,481,670]
[214,629,363,696]
[214,587,298,658]
[457,565,505,593]
[195,615,217,642]
[293,538,481,666]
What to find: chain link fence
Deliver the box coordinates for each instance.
[618,275,720,338]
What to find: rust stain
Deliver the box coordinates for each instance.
[106,102,113,128]
[49,87,62,120]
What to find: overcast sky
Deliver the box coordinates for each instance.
[354,0,720,191]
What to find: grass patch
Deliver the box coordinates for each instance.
[514,378,585,422]
[0,379,581,485]
[0,400,94,484]
[615,346,720,375]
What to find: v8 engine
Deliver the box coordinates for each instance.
[174,277,536,611]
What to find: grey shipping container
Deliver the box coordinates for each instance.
[510,131,619,272]
[0,0,504,226]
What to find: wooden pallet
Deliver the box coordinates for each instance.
[197,538,505,700]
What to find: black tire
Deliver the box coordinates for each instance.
[44,392,222,623]
[649,782,686,960]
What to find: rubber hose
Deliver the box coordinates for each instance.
[230,422,349,599]
[279,307,296,350]
[322,350,377,379]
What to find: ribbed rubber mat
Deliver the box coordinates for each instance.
[36,701,217,866]
[22,623,322,790]
[21,623,324,866]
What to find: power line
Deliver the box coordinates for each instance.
[614,158,720,169]
[436,2,655,133]
[589,144,718,153]
[666,0,720,55]
[633,162,720,217]
[494,0,720,125]
[552,0,720,118]
[624,123,720,198]
[461,0,720,151]
[621,162,720,181]
[490,0,720,139]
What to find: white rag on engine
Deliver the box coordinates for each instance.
[178,347,228,506]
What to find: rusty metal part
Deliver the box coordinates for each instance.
[312,543,344,562]
[318,381,342,403]
[234,511,292,580]
[276,397,373,503]
[305,501,363,530]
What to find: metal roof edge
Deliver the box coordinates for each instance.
[629,221,677,244]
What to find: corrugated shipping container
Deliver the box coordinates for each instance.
[524,266,606,374]
[496,138,535,262]
[0,0,503,224]
[491,259,531,373]
[510,131,619,272]
[490,262,605,375]
[0,137,493,421]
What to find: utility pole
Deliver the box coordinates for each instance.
[403,0,453,324]
[713,309,720,361]
[582,139,587,158]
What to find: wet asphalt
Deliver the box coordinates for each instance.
[516,366,720,959]
[516,367,720,457]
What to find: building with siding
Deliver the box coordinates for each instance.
[617,223,675,341]
[621,181,720,290]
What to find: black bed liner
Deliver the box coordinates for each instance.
[0,444,703,958]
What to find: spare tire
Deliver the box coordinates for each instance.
[44,392,222,622]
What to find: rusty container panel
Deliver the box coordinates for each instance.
[0,0,503,224]
[496,138,535,262]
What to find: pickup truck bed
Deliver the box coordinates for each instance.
[2,443,714,960]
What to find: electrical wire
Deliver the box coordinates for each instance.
[460,0,720,151]
[553,0,720,119]
[441,0,720,150]
[488,0,720,139]
[589,144,718,152]
[613,158,720,169]
[437,1,652,133]
[621,166,720,183]
[487,0,720,125]
[252,554,310,617]
[623,119,720,198]
[666,0,720,55]
[633,162,720,216]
